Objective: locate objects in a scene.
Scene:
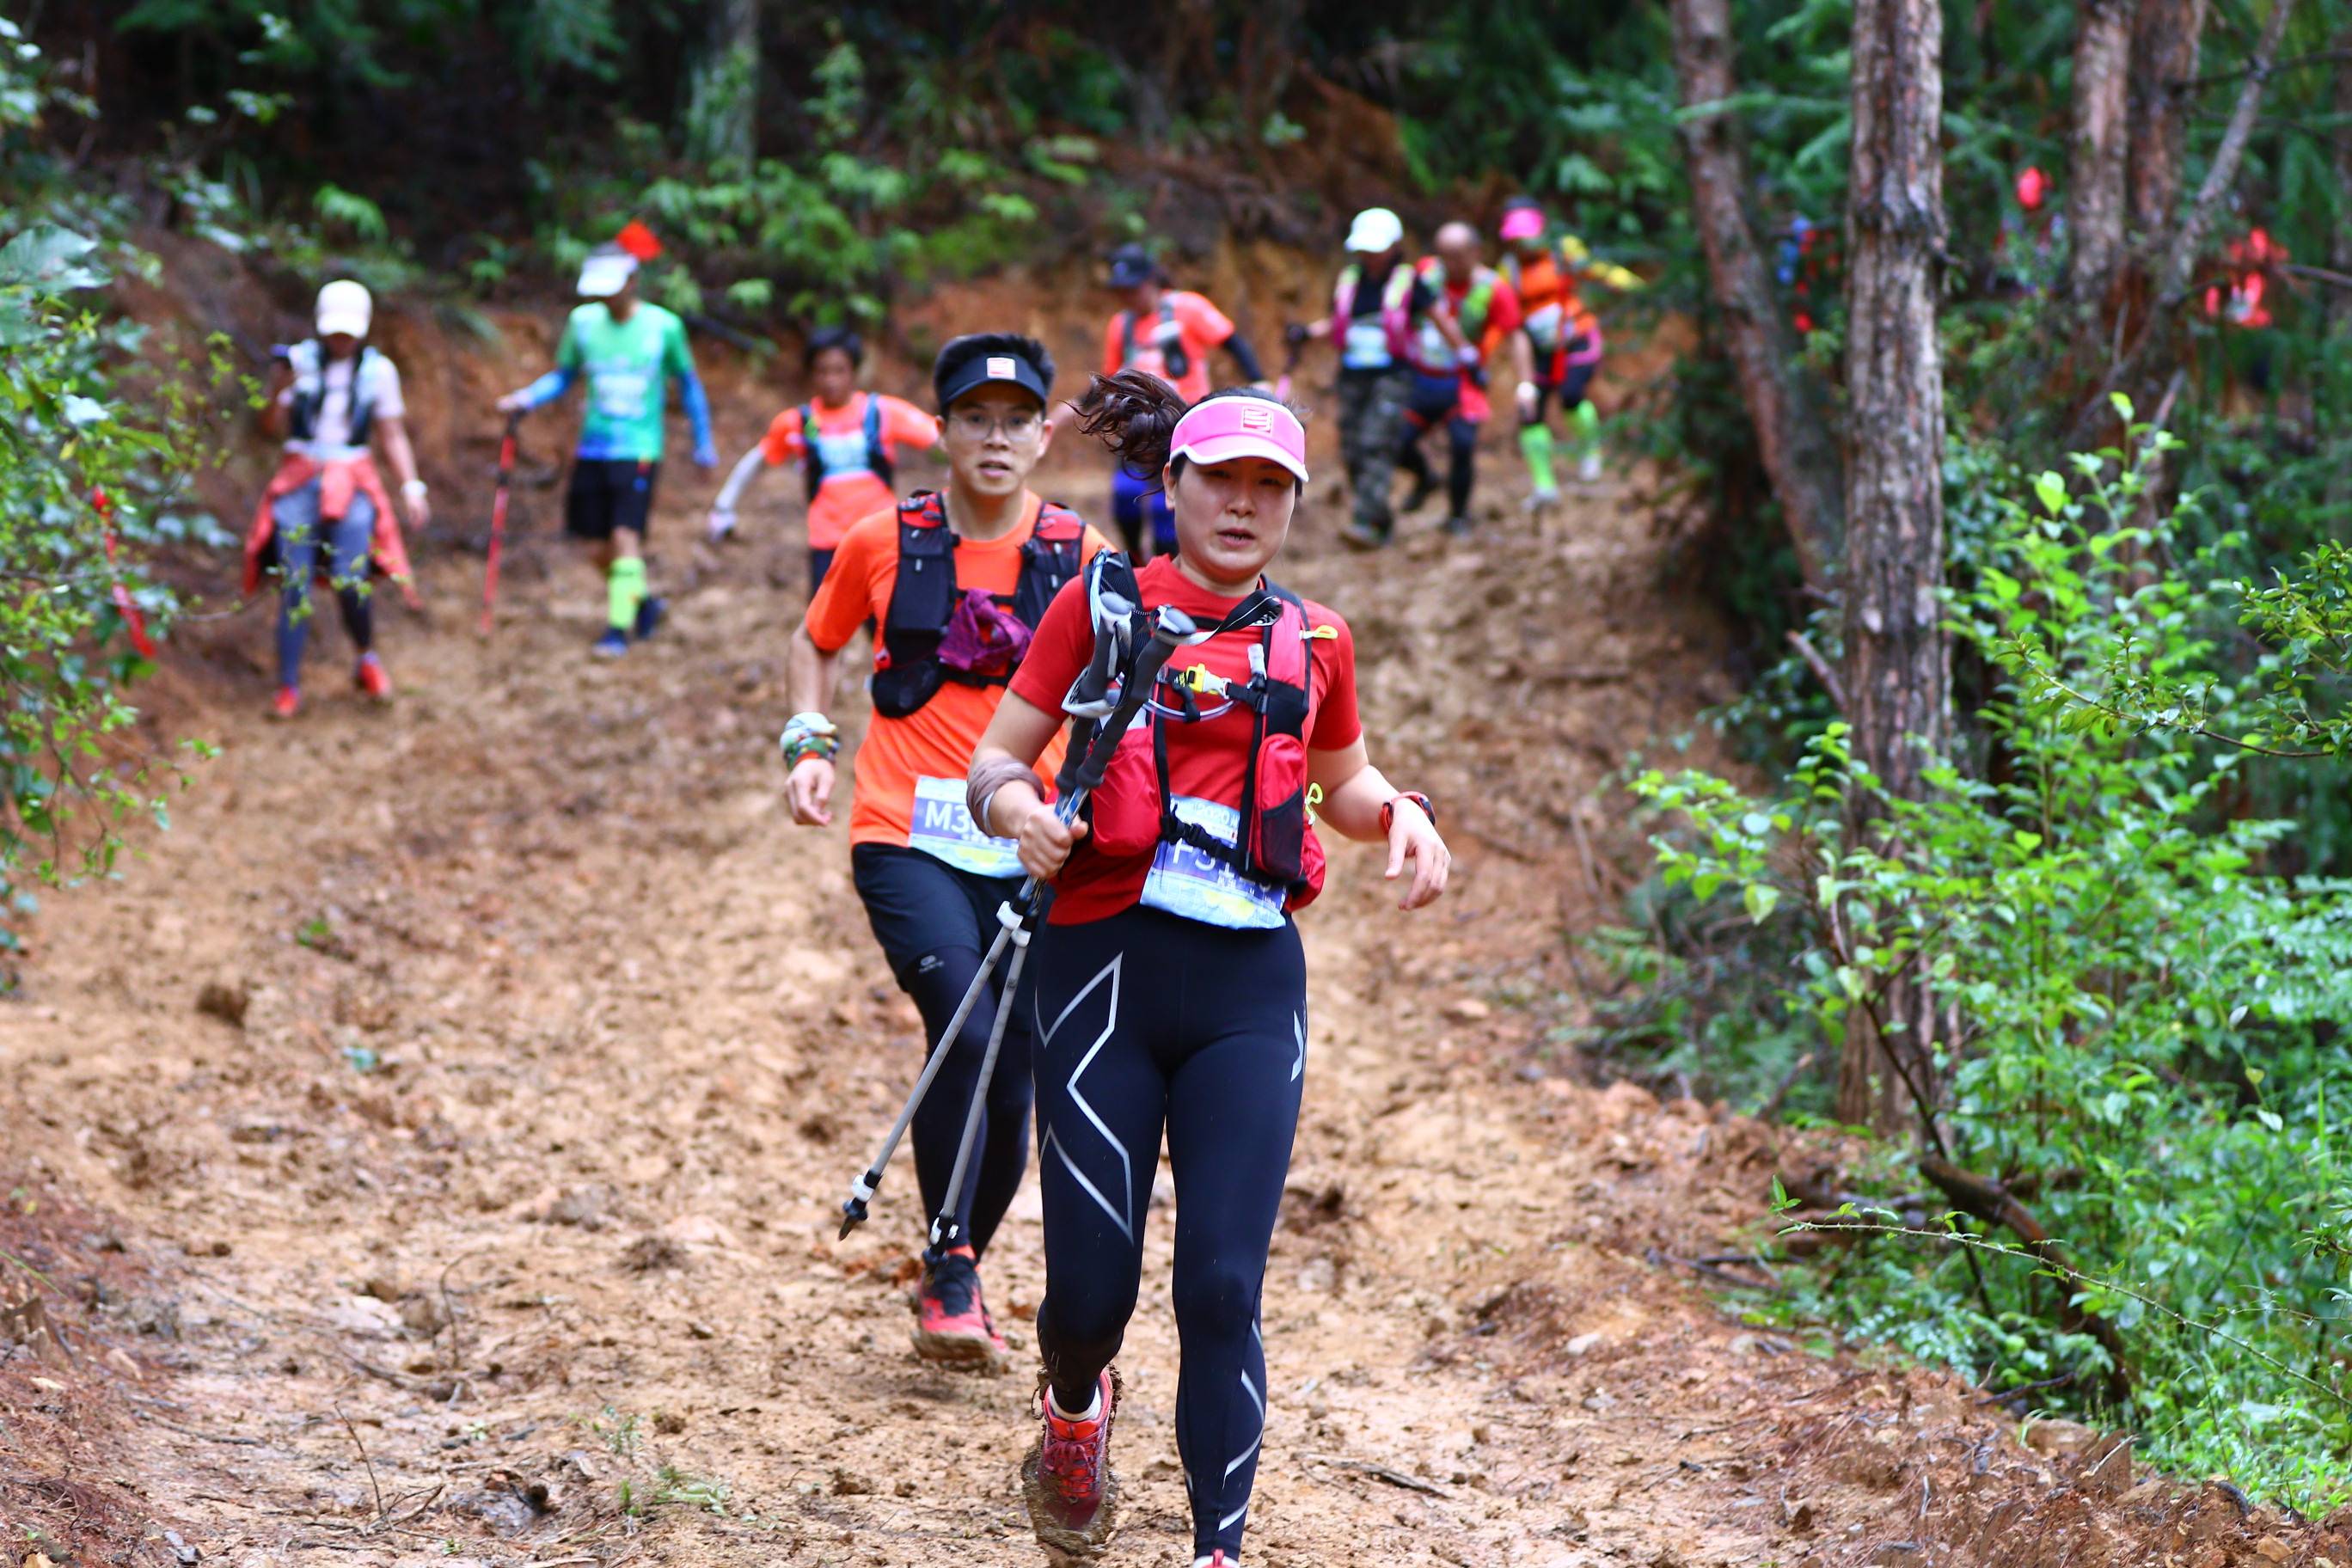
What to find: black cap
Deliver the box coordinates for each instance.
[934,335,1052,413]
[1107,244,1158,290]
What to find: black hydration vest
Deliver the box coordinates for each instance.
[867,490,1088,720]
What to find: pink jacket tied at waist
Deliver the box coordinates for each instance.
[242,452,419,607]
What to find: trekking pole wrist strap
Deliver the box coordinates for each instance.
[780,711,840,769]
[1381,791,1436,835]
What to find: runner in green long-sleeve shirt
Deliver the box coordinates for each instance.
[499,233,717,658]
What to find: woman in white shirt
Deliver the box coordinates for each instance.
[245,280,429,719]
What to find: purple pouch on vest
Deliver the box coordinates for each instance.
[937,587,1032,678]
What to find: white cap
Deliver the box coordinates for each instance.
[578,248,638,298]
[1345,206,1405,254]
[315,279,372,339]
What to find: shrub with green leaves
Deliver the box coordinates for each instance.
[1631,421,2352,1508]
[0,224,226,971]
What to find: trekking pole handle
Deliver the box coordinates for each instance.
[1064,606,1195,799]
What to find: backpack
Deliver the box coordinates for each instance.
[802,393,893,502]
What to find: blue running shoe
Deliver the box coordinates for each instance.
[592,628,629,659]
[634,593,667,640]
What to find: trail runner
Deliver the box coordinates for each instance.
[245,279,426,719]
[781,334,1109,1364]
[1394,220,1530,537]
[1498,198,1640,503]
[967,370,1451,1566]
[1098,243,1265,560]
[1292,206,1470,549]
[497,225,717,658]
[705,325,940,593]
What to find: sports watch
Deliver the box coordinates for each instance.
[1381,791,1436,835]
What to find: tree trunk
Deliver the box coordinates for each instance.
[1840,0,1949,1136]
[2330,36,2352,519]
[2126,0,2207,245]
[683,0,761,168]
[2067,0,2135,308]
[1668,0,1845,596]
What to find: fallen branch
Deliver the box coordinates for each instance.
[1300,1451,1450,1497]
[334,1401,386,1523]
[1785,631,1847,714]
[1914,1161,2129,1403]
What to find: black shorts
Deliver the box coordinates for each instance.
[565,458,659,542]
[1527,358,1597,420]
[849,842,1028,990]
[808,548,836,596]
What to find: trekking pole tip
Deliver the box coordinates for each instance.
[837,1197,868,1240]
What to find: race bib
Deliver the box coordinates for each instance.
[812,426,876,481]
[1341,319,1394,371]
[1415,318,1455,368]
[589,364,652,420]
[908,775,1024,879]
[1140,796,1287,931]
[1523,301,1565,352]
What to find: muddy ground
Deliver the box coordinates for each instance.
[4,291,2348,1568]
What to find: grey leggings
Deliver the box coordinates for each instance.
[272,480,376,689]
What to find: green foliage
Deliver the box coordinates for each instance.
[1630,429,2352,1507]
[0,224,226,971]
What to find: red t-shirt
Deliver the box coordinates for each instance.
[1008,557,1363,926]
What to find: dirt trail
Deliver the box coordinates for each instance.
[4,333,2343,1568]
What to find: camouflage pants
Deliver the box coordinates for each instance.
[1338,367,1413,537]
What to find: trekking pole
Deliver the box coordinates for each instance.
[479,412,522,638]
[837,599,1197,1242]
[923,601,1197,1253]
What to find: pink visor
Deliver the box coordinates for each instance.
[1499,206,1545,242]
[1170,399,1309,484]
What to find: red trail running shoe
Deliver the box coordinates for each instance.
[353,652,392,702]
[1022,1368,1118,1563]
[911,1244,1003,1367]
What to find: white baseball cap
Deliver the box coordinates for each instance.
[577,248,638,298]
[315,279,372,339]
[1345,206,1405,254]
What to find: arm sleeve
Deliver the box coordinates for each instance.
[669,322,714,452]
[802,518,883,653]
[761,410,805,466]
[881,396,940,451]
[1006,576,1094,716]
[713,445,767,511]
[521,364,578,408]
[1308,609,1363,750]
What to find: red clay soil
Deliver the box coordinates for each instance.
[3,266,2348,1568]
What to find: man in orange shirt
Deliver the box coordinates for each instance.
[781,333,1109,1366]
[1099,245,1264,559]
[707,326,941,592]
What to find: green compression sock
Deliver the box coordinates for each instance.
[1518,421,1558,493]
[1572,399,1601,461]
[608,556,647,634]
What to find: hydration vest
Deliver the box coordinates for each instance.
[1414,259,1501,371]
[1331,262,1423,371]
[869,491,1088,720]
[1084,582,1328,912]
[1118,298,1191,383]
[286,341,386,449]
[800,393,893,502]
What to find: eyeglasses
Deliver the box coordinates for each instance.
[947,408,1043,442]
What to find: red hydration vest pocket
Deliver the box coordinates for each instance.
[1086,726,1161,858]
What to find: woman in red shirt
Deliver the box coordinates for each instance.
[966,371,1449,1568]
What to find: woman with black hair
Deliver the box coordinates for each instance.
[966,370,1450,1568]
[707,325,940,592]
